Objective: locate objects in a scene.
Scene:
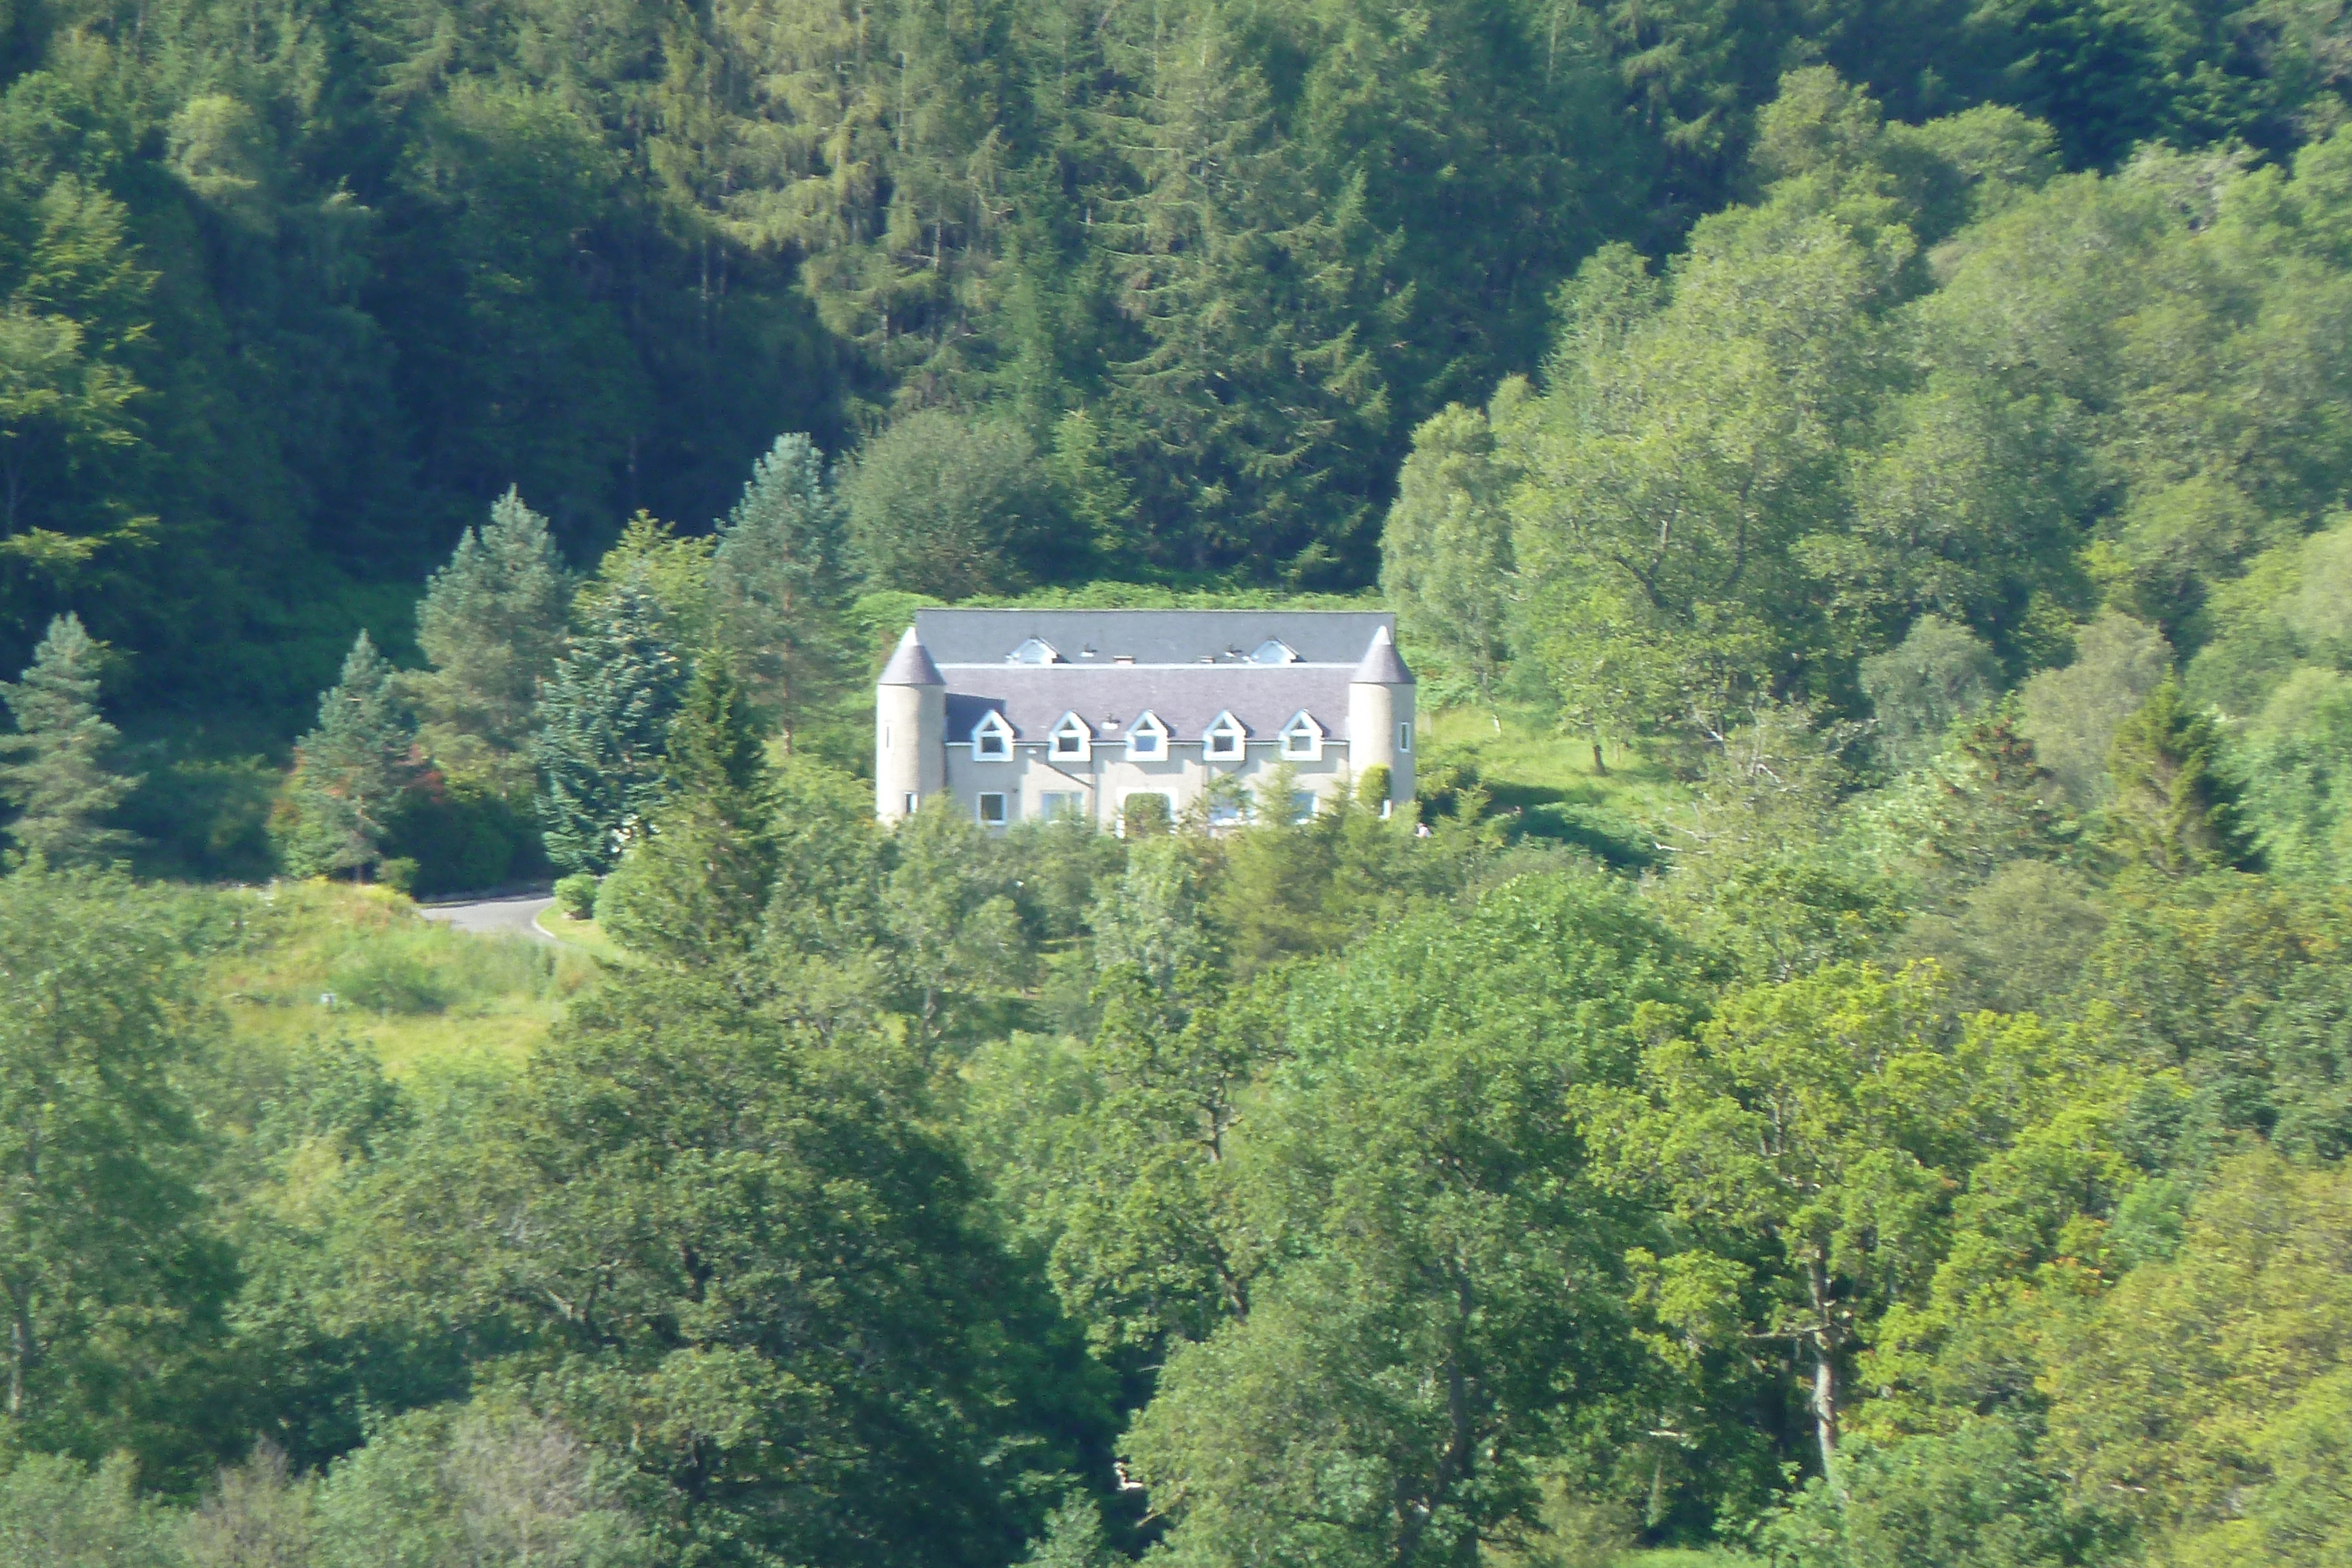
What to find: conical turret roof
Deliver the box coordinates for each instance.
[1351,624,1414,685]
[879,626,944,686]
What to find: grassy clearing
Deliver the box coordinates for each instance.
[210,882,603,1076]
[1420,701,1688,868]
[537,907,631,964]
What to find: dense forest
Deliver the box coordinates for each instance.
[2,0,2351,721]
[3,0,2352,1563]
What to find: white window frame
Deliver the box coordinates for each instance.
[1289,790,1318,824]
[1202,710,1247,761]
[1049,711,1093,763]
[977,792,1010,827]
[1279,710,1325,762]
[971,710,1015,760]
[1127,710,1169,760]
[1040,790,1087,822]
[1398,721,1413,754]
[1250,638,1298,665]
[903,791,918,815]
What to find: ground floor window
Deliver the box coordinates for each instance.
[1291,791,1318,823]
[978,793,1009,827]
[1040,791,1087,821]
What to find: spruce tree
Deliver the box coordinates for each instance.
[596,661,775,965]
[0,614,139,865]
[710,433,850,743]
[2107,676,2255,875]
[277,631,417,879]
[406,488,572,791]
[532,579,685,874]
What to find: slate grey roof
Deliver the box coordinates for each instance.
[1352,624,1414,684]
[943,666,1354,744]
[878,627,944,686]
[913,607,1394,667]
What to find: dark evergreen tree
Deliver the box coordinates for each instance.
[596,661,774,965]
[0,613,138,865]
[532,580,686,874]
[405,488,573,793]
[274,632,417,880]
[2107,676,2256,876]
[710,434,850,744]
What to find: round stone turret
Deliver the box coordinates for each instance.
[1348,624,1415,813]
[876,627,945,821]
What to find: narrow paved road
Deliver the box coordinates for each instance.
[416,894,556,942]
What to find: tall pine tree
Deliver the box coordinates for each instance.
[2107,676,2255,876]
[275,631,417,879]
[596,660,776,965]
[710,433,850,745]
[0,613,138,865]
[532,579,686,874]
[405,489,572,793]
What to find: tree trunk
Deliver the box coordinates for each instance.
[1805,1259,1843,1501]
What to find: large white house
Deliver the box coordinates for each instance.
[874,609,1415,830]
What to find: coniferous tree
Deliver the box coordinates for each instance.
[2107,675,2256,876]
[710,433,850,743]
[596,661,775,965]
[0,613,138,865]
[405,489,571,792]
[532,580,685,874]
[275,631,416,880]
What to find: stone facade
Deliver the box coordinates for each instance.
[874,609,1415,830]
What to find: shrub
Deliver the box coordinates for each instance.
[554,872,600,922]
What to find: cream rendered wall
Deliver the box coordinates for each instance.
[876,683,944,821]
[941,741,1353,830]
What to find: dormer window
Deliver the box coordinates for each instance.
[1202,710,1247,761]
[1279,710,1325,761]
[1250,638,1299,665]
[1050,711,1093,762]
[1127,710,1169,760]
[971,710,1014,761]
[1010,637,1063,664]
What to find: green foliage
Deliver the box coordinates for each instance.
[0,1454,180,1568]
[274,634,416,880]
[1758,1417,2083,1568]
[845,411,1058,599]
[0,867,233,1482]
[2019,613,2173,808]
[403,490,572,796]
[0,613,138,864]
[2103,676,2254,875]
[2046,1154,2352,1564]
[1127,875,1689,1566]
[333,971,1111,1567]
[1381,402,1518,696]
[312,1402,650,1568]
[531,582,684,875]
[382,781,543,897]
[1859,617,2000,770]
[709,433,851,743]
[553,874,599,922]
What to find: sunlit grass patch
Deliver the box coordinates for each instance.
[1421,701,1688,867]
[209,881,601,1076]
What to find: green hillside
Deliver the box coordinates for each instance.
[5,4,2352,1567]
